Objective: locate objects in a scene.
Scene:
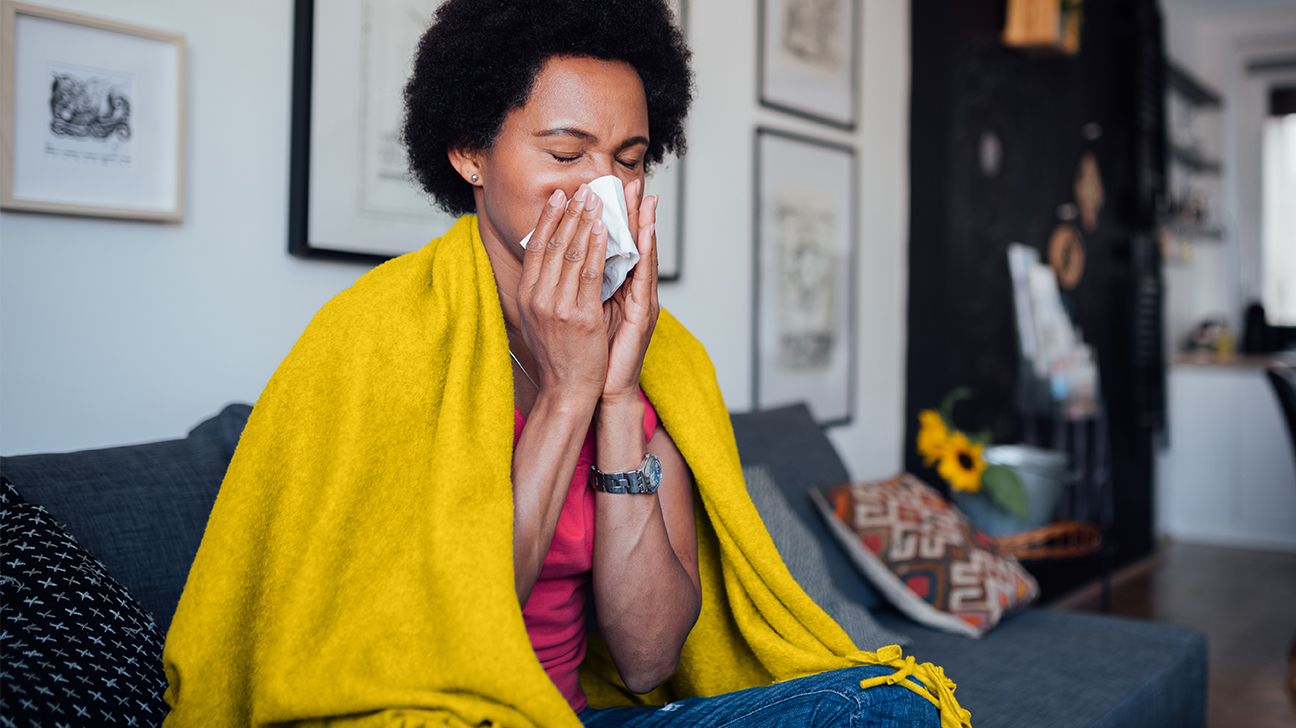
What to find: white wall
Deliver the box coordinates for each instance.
[1,0,912,482]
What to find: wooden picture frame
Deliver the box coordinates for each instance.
[0,1,186,221]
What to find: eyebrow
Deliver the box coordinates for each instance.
[534,127,649,149]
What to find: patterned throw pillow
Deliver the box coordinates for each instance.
[0,476,170,724]
[811,474,1038,637]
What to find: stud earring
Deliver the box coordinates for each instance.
[470,173,480,183]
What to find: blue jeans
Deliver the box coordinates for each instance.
[578,664,939,727]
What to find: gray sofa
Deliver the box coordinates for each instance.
[0,402,1206,727]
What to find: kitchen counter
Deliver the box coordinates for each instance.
[1156,362,1296,552]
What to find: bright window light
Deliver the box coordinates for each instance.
[1262,112,1296,325]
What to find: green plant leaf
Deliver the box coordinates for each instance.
[938,387,971,425]
[969,429,994,446]
[982,464,1028,521]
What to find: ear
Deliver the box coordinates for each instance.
[448,147,484,187]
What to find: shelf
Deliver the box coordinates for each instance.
[1166,60,1222,108]
[1174,352,1296,369]
[1170,145,1222,174]
[1163,224,1224,240]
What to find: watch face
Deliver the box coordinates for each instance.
[643,453,663,488]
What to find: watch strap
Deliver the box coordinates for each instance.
[590,468,651,494]
[590,453,660,494]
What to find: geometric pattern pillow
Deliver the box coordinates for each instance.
[0,476,170,724]
[811,474,1038,637]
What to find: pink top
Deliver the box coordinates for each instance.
[513,389,658,714]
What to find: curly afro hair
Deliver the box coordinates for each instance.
[400,0,694,215]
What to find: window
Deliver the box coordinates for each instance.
[1262,85,1296,326]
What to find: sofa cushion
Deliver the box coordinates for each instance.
[0,476,170,723]
[743,464,910,649]
[0,403,252,634]
[730,404,883,609]
[873,606,1207,728]
[813,475,1038,637]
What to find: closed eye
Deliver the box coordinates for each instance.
[549,152,641,170]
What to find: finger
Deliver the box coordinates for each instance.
[519,188,568,295]
[629,195,659,303]
[651,198,660,297]
[649,203,661,311]
[625,178,643,243]
[577,219,609,309]
[637,195,659,261]
[535,184,591,303]
[647,196,661,310]
[556,192,603,307]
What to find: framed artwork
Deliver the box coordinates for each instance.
[0,1,185,221]
[289,0,455,262]
[752,127,857,427]
[758,0,859,130]
[648,0,686,281]
[648,148,684,281]
[289,0,688,277]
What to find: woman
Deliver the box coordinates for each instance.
[402,0,700,713]
[162,2,965,726]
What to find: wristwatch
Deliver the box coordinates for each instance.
[590,453,663,494]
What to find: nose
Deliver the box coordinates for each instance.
[591,154,617,181]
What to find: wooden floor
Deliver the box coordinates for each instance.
[1056,541,1296,728]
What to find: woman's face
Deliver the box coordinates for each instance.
[460,55,650,255]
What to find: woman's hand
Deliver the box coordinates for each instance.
[601,179,660,403]
[517,184,612,405]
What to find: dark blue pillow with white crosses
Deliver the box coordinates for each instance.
[1,475,169,725]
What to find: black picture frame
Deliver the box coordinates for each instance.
[288,0,377,264]
[288,0,462,263]
[651,0,688,282]
[654,153,686,283]
[289,0,689,277]
[752,127,858,428]
[757,0,860,131]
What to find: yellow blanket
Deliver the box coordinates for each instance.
[162,214,970,728]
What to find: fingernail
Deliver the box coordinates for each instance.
[651,223,657,237]
[548,189,564,207]
[574,185,589,203]
[593,220,606,234]
[585,192,599,210]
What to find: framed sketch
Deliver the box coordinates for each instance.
[758,0,859,130]
[648,151,684,281]
[289,0,689,275]
[289,0,455,262]
[647,0,687,281]
[752,127,856,426]
[0,1,185,221]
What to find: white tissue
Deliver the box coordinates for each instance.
[519,175,640,302]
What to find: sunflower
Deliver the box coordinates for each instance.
[937,431,987,493]
[916,409,951,466]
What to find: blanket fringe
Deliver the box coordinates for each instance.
[848,645,973,728]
